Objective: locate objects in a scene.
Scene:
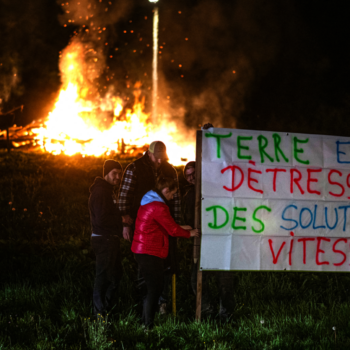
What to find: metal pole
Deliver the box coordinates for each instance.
[194,130,203,321]
[152,6,159,125]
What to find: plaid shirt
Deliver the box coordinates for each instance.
[118,159,181,224]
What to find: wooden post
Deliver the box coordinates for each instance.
[172,273,176,317]
[194,130,203,321]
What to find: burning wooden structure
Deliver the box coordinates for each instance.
[0,106,27,152]
[0,118,149,159]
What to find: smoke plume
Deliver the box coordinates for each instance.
[158,0,302,129]
[0,61,19,112]
[57,0,133,86]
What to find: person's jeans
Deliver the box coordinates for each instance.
[159,236,177,305]
[91,236,123,317]
[191,263,235,318]
[218,271,236,318]
[191,262,212,314]
[135,253,164,329]
[158,269,171,305]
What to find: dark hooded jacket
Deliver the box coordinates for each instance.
[182,184,195,228]
[131,153,177,220]
[89,177,123,238]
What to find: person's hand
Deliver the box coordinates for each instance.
[123,226,131,241]
[122,215,133,226]
[180,225,192,230]
[190,228,200,238]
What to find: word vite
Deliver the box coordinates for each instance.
[268,233,349,267]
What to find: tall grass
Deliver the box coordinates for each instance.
[1,152,350,349]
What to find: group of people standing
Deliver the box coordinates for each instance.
[88,140,234,329]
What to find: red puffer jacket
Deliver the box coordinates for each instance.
[131,190,190,259]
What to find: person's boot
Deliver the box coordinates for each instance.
[159,303,167,315]
[201,291,213,319]
[218,272,235,322]
[158,295,168,315]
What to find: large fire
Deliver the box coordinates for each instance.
[30,40,195,165]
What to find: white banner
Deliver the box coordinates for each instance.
[201,128,350,271]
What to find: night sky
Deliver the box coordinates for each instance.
[1,0,349,136]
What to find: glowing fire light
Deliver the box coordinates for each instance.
[31,40,195,165]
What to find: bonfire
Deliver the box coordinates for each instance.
[1,40,195,166]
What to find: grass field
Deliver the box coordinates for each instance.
[1,151,350,349]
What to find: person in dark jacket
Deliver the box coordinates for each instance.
[182,161,236,321]
[182,161,196,228]
[89,159,124,318]
[132,175,200,329]
[182,161,212,315]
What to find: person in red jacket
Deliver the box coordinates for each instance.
[132,175,200,329]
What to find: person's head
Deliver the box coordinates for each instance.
[156,175,177,201]
[103,160,122,186]
[147,141,168,169]
[184,161,196,185]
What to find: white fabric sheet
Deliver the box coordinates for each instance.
[200,128,350,271]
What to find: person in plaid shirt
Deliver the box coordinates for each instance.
[118,141,182,313]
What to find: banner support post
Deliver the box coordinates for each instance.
[194,130,203,321]
[172,274,176,317]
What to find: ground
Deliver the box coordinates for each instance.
[0,151,349,349]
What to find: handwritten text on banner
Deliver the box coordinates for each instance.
[200,128,350,271]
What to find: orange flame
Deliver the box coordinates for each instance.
[32,40,195,165]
